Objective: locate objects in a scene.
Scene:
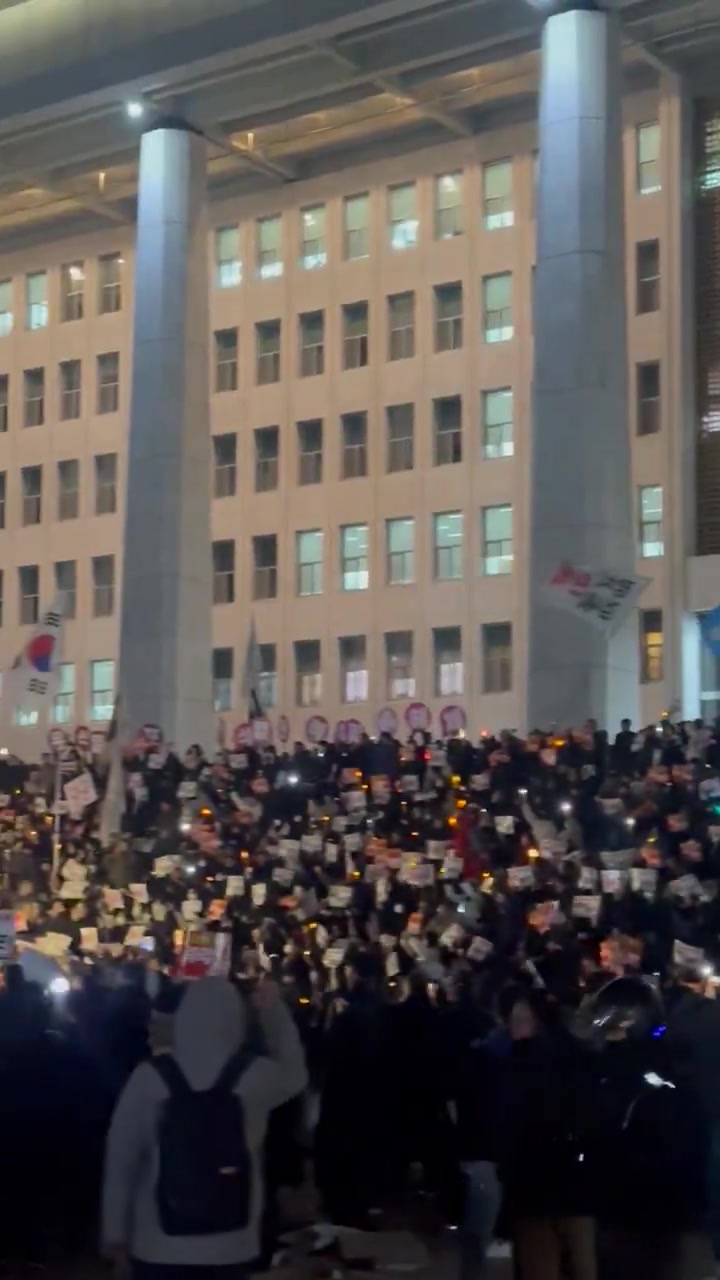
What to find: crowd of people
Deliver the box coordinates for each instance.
[2,716,720,1279]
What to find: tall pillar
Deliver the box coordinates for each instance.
[527,0,639,732]
[118,118,214,750]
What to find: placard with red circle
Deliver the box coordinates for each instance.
[140,723,163,747]
[335,719,365,744]
[377,707,398,736]
[440,705,467,735]
[232,723,252,748]
[75,725,92,753]
[305,715,329,744]
[277,715,290,744]
[405,702,432,731]
[251,717,273,745]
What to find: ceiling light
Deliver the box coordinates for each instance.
[126,100,145,121]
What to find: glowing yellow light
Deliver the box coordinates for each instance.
[451,775,461,786]
[448,816,458,828]
[299,997,310,1005]
[528,849,539,860]
[456,799,467,810]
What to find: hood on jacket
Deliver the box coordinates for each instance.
[173,977,247,1090]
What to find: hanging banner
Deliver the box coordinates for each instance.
[335,719,365,744]
[47,728,67,753]
[276,715,290,744]
[405,703,431,732]
[377,707,398,736]
[250,717,272,745]
[233,723,252,749]
[75,725,92,754]
[542,562,649,632]
[306,715,329,743]
[440,705,467,735]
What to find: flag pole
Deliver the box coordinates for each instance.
[51,755,62,893]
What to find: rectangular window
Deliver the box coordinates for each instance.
[60,359,81,420]
[433,394,462,466]
[483,272,513,342]
[213,433,237,499]
[636,239,660,313]
[639,484,664,557]
[212,539,235,604]
[94,453,117,515]
[256,214,283,279]
[482,504,513,575]
[385,631,415,699]
[341,524,369,591]
[386,403,414,473]
[386,517,414,585]
[215,226,241,288]
[341,411,368,479]
[343,301,369,369]
[90,659,115,721]
[26,270,48,330]
[24,367,44,427]
[61,261,85,322]
[98,253,123,313]
[214,328,238,393]
[483,159,514,229]
[254,426,279,493]
[295,640,322,708]
[637,361,661,436]
[300,204,327,270]
[0,279,13,336]
[483,622,513,693]
[55,560,77,620]
[97,352,120,414]
[92,554,115,617]
[340,635,368,704]
[482,388,514,458]
[388,291,415,361]
[255,319,281,385]
[636,122,661,194]
[21,465,42,526]
[344,193,370,261]
[640,609,664,683]
[299,310,325,377]
[259,643,277,709]
[57,459,80,521]
[19,564,39,625]
[434,625,463,696]
[252,533,278,601]
[297,419,323,486]
[434,282,463,352]
[296,529,323,597]
[0,472,5,529]
[434,511,463,580]
[388,183,418,250]
[212,648,234,712]
[0,375,7,434]
[434,171,463,239]
[52,662,75,724]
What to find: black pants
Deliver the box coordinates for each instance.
[132,1263,247,1280]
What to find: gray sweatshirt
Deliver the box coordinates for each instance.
[102,977,308,1266]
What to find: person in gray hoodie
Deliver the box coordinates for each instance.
[102,975,308,1280]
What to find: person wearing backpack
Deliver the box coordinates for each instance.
[102,975,308,1280]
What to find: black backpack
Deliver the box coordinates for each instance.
[153,1051,252,1236]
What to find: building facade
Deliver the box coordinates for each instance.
[0,74,716,752]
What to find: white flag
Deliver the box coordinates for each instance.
[241,616,263,718]
[5,594,64,715]
[541,562,649,633]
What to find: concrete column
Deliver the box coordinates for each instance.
[118,118,214,750]
[526,0,639,733]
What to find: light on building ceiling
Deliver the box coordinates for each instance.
[126,100,145,121]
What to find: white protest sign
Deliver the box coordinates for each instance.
[344,790,367,813]
[426,841,447,861]
[103,888,124,911]
[439,923,465,949]
[130,883,150,905]
[178,781,198,800]
[59,879,88,900]
[442,854,464,880]
[301,832,322,854]
[36,932,72,957]
[601,869,627,895]
[407,863,435,888]
[63,772,98,819]
[400,775,419,795]
[673,939,705,968]
[572,895,601,924]
[631,867,657,898]
[273,865,293,887]
[125,925,147,947]
[280,839,301,862]
[226,876,245,897]
[251,882,267,907]
[508,865,535,889]
[466,935,494,962]
[542,561,650,632]
[385,951,400,978]
[495,815,515,835]
[182,898,202,922]
[578,866,599,891]
[324,842,340,864]
[153,856,177,878]
[80,927,99,953]
[328,884,353,908]
[344,832,362,853]
[600,849,636,871]
[470,773,490,790]
[669,874,703,903]
[599,798,625,816]
[0,910,15,960]
[324,943,348,969]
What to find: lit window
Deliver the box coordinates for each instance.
[640,610,663,683]
[98,253,123,314]
[26,271,47,330]
[90,659,115,722]
[52,663,75,724]
[388,183,418,250]
[434,511,463,580]
[215,226,241,288]
[434,172,463,239]
[344,193,369,260]
[296,529,323,596]
[300,204,327,269]
[341,524,369,592]
[434,626,463,696]
[295,639,321,707]
[483,160,514,229]
[482,505,513,575]
[637,122,661,195]
[340,635,368,704]
[257,214,283,279]
[386,517,414,585]
[385,631,415,700]
[482,389,513,459]
[639,485,664,557]
[212,648,234,712]
[483,273,513,342]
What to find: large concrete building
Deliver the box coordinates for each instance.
[0,0,718,751]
